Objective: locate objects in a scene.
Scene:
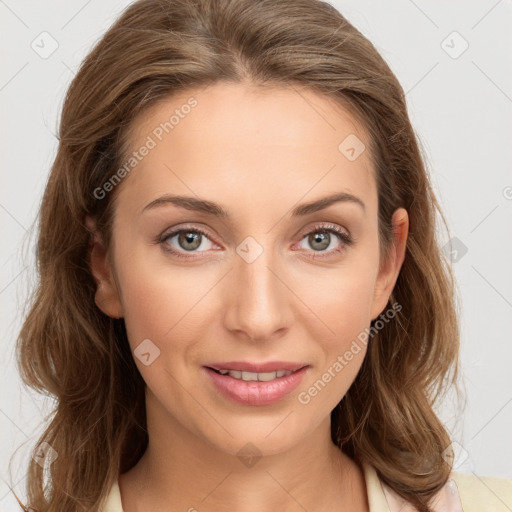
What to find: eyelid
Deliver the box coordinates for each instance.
[295,221,350,239]
[158,224,216,243]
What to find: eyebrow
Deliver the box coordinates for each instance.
[141,191,366,217]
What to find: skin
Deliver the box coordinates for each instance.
[86,82,408,512]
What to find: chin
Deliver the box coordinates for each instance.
[196,414,312,458]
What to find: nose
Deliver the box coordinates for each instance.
[222,238,293,342]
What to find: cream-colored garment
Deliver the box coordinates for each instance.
[101,462,512,511]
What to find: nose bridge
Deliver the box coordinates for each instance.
[225,234,289,338]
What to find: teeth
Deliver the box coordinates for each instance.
[216,369,293,381]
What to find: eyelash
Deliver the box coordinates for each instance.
[157,223,353,260]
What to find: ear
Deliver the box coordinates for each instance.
[85,215,124,319]
[370,207,408,321]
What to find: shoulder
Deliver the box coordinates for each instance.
[362,461,512,512]
[389,471,512,512]
[448,470,512,511]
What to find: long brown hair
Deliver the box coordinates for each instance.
[11,0,462,510]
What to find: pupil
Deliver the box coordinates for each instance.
[311,232,329,251]
[180,231,201,250]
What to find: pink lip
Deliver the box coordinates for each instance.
[202,365,309,406]
[204,361,308,373]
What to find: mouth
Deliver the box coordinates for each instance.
[202,363,310,406]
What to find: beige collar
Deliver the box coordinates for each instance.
[362,461,463,512]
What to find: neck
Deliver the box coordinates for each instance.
[119,390,369,512]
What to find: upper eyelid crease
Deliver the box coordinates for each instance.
[162,222,349,239]
[141,192,366,218]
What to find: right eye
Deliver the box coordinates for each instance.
[160,226,218,259]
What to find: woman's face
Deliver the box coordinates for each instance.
[88,82,407,457]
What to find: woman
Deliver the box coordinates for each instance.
[11,0,512,511]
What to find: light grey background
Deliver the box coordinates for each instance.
[1,0,511,508]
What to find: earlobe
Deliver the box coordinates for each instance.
[85,215,124,319]
[370,208,409,320]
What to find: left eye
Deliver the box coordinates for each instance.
[297,228,349,253]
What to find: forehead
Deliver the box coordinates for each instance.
[129,82,369,154]
[116,82,376,220]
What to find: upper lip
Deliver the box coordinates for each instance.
[205,361,309,373]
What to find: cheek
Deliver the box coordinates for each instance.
[118,271,171,345]
[296,287,373,413]
[114,241,219,359]
[294,255,378,403]
[297,252,378,337]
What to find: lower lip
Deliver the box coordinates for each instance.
[202,366,309,406]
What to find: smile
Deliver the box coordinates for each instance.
[210,368,293,381]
